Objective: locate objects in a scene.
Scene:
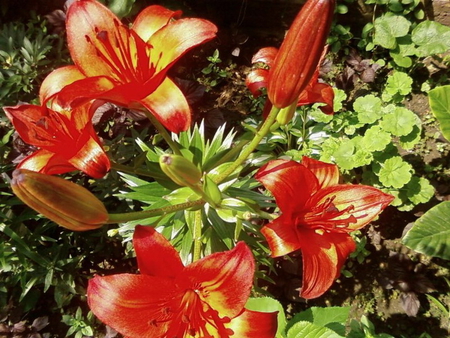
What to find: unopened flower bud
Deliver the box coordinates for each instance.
[203,174,222,206]
[11,169,108,231]
[159,154,202,188]
[276,102,297,125]
[267,0,335,108]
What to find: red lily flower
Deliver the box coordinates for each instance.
[40,0,217,133]
[88,226,278,338]
[255,157,394,299]
[246,46,334,115]
[263,0,335,109]
[4,101,110,179]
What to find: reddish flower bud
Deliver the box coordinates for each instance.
[267,0,335,108]
[11,169,108,231]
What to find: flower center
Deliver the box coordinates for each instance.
[85,19,155,83]
[297,196,357,233]
[151,288,234,338]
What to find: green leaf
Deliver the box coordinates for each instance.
[412,20,450,57]
[287,321,343,338]
[286,307,349,336]
[373,15,411,49]
[405,176,434,205]
[362,125,391,152]
[246,297,286,338]
[403,201,450,259]
[380,106,417,136]
[384,72,413,97]
[107,0,136,17]
[428,85,450,141]
[353,95,383,124]
[378,156,412,188]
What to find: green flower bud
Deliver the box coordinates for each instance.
[203,174,222,206]
[11,169,108,231]
[159,154,202,188]
[276,102,297,125]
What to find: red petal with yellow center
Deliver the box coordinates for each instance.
[39,66,85,104]
[88,274,179,337]
[310,184,394,230]
[67,0,128,80]
[18,150,77,175]
[297,228,355,299]
[133,225,184,278]
[177,241,255,320]
[301,156,339,188]
[256,159,319,215]
[132,5,182,42]
[139,77,191,133]
[261,214,302,257]
[227,309,278,338]
[148,17,218,75]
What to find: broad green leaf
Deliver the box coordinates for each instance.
[405,176,434,205]
[378,156,412,188]
[380,106,417,136]
[428,85,450,141]
[384,72,413,97]
[403,201,450,259]
[399,124,422,150]
[412,21,450,57]
[287,321,343,338]
[373,15,411,49]
[353,94,383,124]
[246,297,286,338]
[333,137,373,170]
[286,307,349,336]
[362,125,391,152]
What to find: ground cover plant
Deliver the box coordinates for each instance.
[1,0,450,337]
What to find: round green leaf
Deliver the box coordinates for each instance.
[412,21,450,57]
[287,321,343,338]
[362,125,391,152]
[403,201,450,259]
[380,106,417,136]
[374,15,411,49]
[429,85,450,142]
[378,156,412,188]
[353,94,383,124]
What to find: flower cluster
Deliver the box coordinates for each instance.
[3,0,395,336]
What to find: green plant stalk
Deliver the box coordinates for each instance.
[299,106,308,150]
[107,199,205,224]
[213,105,280,184]
[144,111,182,156]
[192,209,203,262]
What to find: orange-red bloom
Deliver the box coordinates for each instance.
[262,0,335,109]
[256,157,394,299]
[4,101,110,178]
[88,226,278,338]
[40,0,217,133]
[246,46,334,115]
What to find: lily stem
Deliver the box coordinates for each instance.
[144,111,182,156]
[192,209,203,262]
[107,199,205,224]
[213,105,280,184]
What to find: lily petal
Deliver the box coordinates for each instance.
[88,274,178,337]
[246,68,269,97]
[133,226,184,278]
[261,214,302,257]
[18,150,76,175]
[301,156,339,188]
[256,159,319,215]
[311,184,394,230]
[298,229,355,299]
[39,65,85,104]
[178,242,254,319]
[227,309,278,338]
[132,5,182,42]
[149,18,218,74]
[139,77,191,133]
[251,46,278,66]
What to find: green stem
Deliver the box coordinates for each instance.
[192,209,203,262]
[213,105,280,184]
[299,107,308,150]
[144,111,182,156]
[107,199,204,224]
